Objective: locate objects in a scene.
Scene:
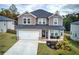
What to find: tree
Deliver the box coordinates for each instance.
[64,17,72,31]
[9,4,17,14]
[0,8,6,16]
[63,13,79,31]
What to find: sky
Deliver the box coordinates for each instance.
[0,4,79,15]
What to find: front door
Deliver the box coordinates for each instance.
[42,30,48,39]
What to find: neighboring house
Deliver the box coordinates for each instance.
[70,21,79,41]
[0,16,15,32]
[16,9,64,41]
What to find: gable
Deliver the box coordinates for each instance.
[18,12,36,18]
[48,14,63,19]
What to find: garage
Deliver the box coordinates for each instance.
[18,30,40,40]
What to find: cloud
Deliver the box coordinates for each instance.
[1,4,79,15]
[15,4,66,15]
[16,4,49,13]
[61,4,79,14]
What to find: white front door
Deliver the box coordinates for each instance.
[18,30,39,40]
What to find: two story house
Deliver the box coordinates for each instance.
[16,9,64,42]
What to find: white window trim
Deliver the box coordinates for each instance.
[38,18,47,24]
[23,17,31,25]
[53,18,58,25]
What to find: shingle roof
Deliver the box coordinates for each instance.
[31,9,53,18]
[71,21,79,25]
[16,25,65,30]
[0,16,14,21]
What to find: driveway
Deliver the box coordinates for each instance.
[4,40,38,55]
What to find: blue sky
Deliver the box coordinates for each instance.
[0,4,79,15]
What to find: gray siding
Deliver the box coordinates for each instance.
[49,16,63,26]
[70,24,79,41]
[18,14,36,25]
[0,22,7,32]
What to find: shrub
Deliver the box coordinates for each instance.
[55,41,71,51]
[7,29,16,34]
[0,51,5,55]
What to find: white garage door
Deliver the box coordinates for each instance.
[18,30,39,40]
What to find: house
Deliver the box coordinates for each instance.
[70,21,79,41]
[0,16,15,32]
[16,9,64,42]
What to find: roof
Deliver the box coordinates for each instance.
[48,13,63,19]
[31,9,53,18]
[0,16,14,21]
[18,11,37,18]
[16,25,65,30]
[71,21,79,25]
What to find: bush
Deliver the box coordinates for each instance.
[55,41,71,51]
[0,51,5,55]
[7,29,16,34]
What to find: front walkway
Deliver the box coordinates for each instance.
[4,40,38,55]
[38,41,46,43]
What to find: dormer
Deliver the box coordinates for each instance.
[48,11,63,26]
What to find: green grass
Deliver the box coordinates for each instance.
[0,33,17,55]
[64,31,70,34]
[37,36,79,55]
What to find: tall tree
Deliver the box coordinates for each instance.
[9,4,17,14]
[0,8,6,16]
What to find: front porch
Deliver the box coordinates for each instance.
[39,29,64,41]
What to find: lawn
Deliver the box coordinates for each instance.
[0,33,17,55]
[37,35,79,55]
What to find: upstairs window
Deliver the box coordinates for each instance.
[54,22,57,24]
[53,18,58,25]
[28,19,30,24]
[23,18,26,24]
[23,18,31,24]
[38,18,47,25]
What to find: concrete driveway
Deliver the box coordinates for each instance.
[4,40,38,55]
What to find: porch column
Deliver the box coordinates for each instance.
[48,30,50,40]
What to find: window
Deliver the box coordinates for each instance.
[54,22,57,24]
[43,21,45,24]
[75,34,77,37]
[23,18,31,24]
[23,18,26,24]
[39,22,41,24]
[1,29,3,32]
[38,18,47,25]
[55,33,58,36]
[4,23,5,26]
[42,30,45,37]
[53,18,58,25]
[28,19,30,23]
[51,33,54,36]
[61,32,63,36]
